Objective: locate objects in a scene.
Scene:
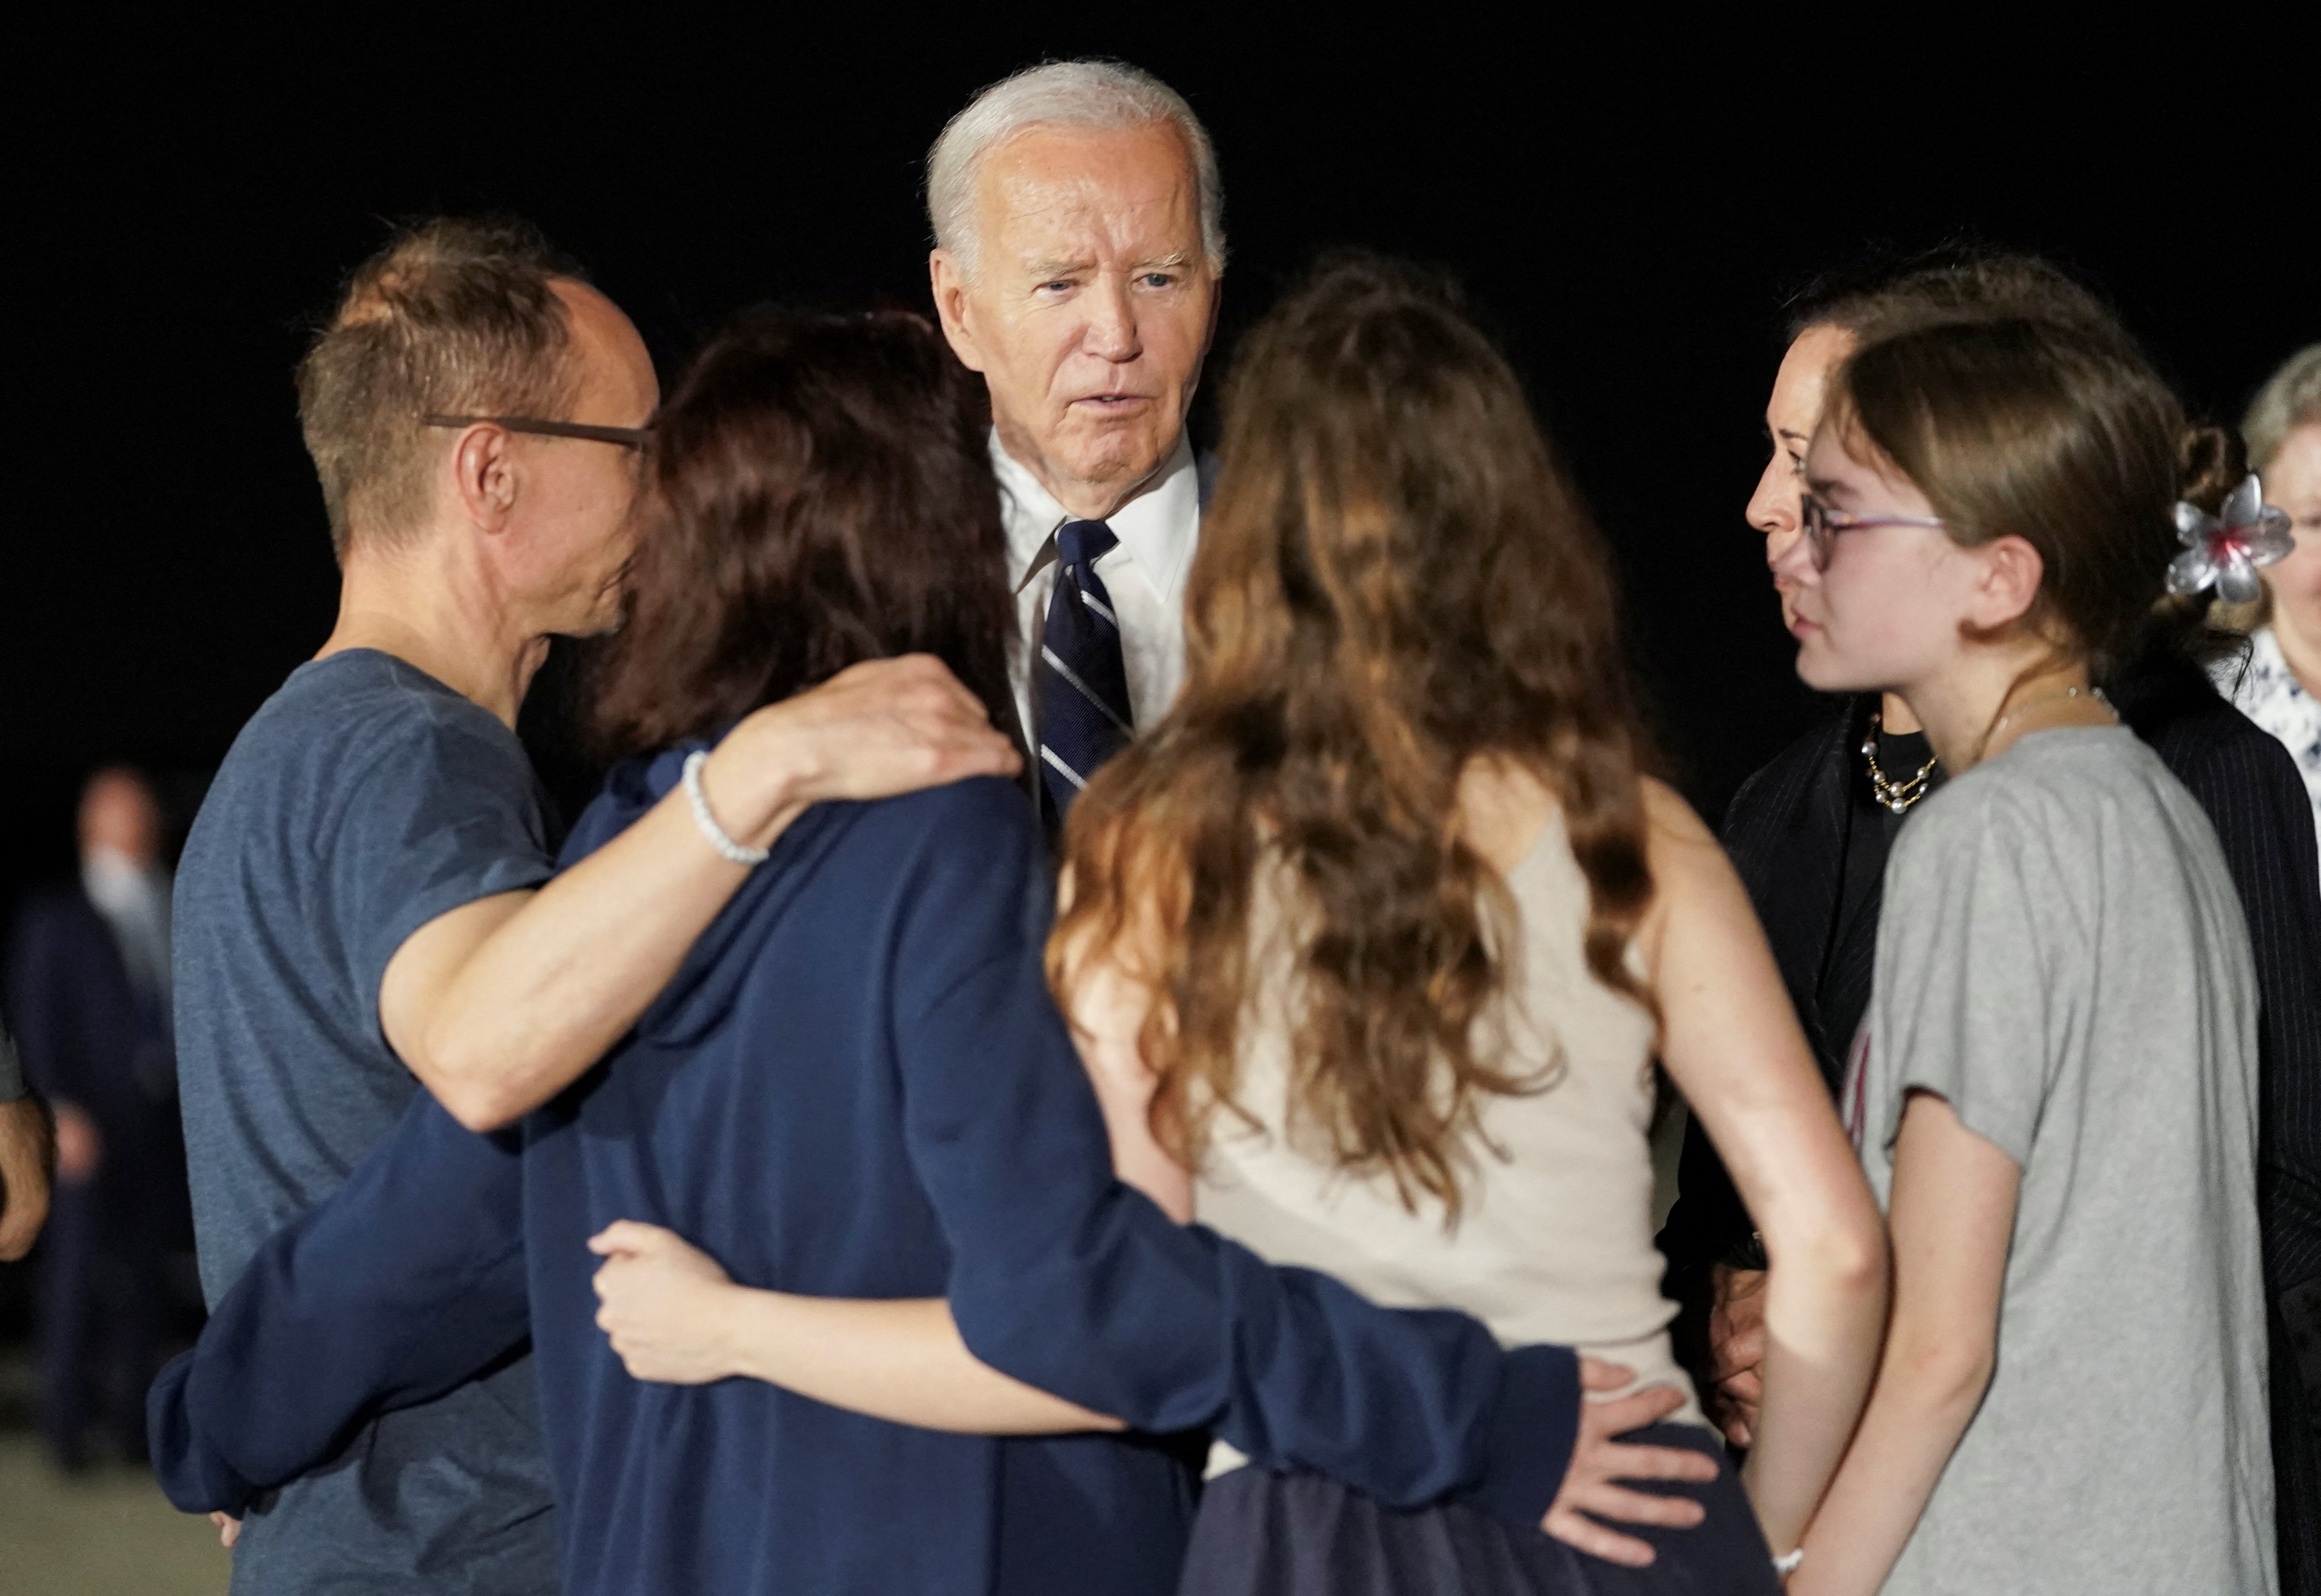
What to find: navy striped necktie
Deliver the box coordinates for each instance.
[1037,519,1132,825]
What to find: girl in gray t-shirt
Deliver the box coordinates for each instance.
[1769,314,2275,1596]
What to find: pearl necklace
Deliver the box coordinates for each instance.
[1861,711,1939,814]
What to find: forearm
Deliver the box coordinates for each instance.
[908,823,1579,1531]
[717,1291,1120,1435]
[1789,1342,1990,1596]
[950,1194,1576,1525]
[1739,1230,1888,1550]
[414,736,805,1129]
[149,1093,530,1513]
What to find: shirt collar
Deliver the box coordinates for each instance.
[992,431,1200,608]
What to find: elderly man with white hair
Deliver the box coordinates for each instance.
[925,60,1221,826]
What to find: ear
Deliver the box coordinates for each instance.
[1968,534,2045,631]
[928,250,987,374]
[447,423,522,534]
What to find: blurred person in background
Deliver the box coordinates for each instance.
[1657,254,2321,1593]
[2215,344,2321,860]
[6,766,194,1467]
[0,1007,51,1261]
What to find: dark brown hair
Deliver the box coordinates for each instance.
[1786,245,2125,348]
[1831,315,2232,695]
[590,308,1014,758]
[1051,256,1658,1220]
[296,216,584,556]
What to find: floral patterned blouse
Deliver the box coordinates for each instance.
[2214,626,2321,877]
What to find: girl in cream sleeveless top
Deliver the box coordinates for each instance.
[1196,801,1701,1474]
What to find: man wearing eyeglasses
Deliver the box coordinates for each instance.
[172,217,1016,1594]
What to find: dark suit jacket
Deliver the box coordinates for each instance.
[8,886,163,1115]
[1659,656,2321,1592]
[5,884,176,1157]
[7,881,192,1298]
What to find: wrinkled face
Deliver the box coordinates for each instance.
[2259,422,2321,633]
[1775,422,1982,694]
[501,280,660,636]
[937,122,1217,513]
[1746,323,1856,631]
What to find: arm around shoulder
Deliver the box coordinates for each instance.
[382,657,1020,1130]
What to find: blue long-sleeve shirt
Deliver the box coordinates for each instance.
[153,752,1578,1594]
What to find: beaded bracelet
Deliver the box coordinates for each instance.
[681,750,770,866]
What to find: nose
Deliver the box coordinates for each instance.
[1084,274,1140,362]
[1768,517,1819,587]
[1746,456,1806,579]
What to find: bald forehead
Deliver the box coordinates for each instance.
[553,279,643,359]
[553,278,657,412]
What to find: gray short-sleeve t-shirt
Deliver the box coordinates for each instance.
[175,649,559,1595]
[1850,727,2275,1596]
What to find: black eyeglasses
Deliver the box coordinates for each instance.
[1799,492,1946,571]
[422,413,653,450]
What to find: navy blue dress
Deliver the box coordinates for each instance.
[153,750,1578,1596]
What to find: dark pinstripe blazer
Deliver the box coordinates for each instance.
[1658,654,2321,1590]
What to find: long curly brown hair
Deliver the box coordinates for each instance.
[1050,258,1659,1220]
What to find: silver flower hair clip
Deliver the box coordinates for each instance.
[2167,473,2295,605]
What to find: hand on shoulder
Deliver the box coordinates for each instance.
[717,656,1021,835]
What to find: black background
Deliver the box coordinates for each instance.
[4,18,2313,907]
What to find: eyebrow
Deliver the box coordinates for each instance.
[1022,251,1196,279]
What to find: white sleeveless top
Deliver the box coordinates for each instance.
[1195,806,1701,1472]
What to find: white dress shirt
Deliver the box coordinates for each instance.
[992,431,1200,755]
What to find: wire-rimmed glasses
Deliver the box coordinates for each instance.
[1799,492,1946,571]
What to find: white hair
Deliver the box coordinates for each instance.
[2244,343,2321,475]
[926,59,1225,280]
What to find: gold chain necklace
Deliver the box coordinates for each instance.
[1861,711,1939,814]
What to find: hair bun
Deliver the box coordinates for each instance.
[2176,423,2245,515]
